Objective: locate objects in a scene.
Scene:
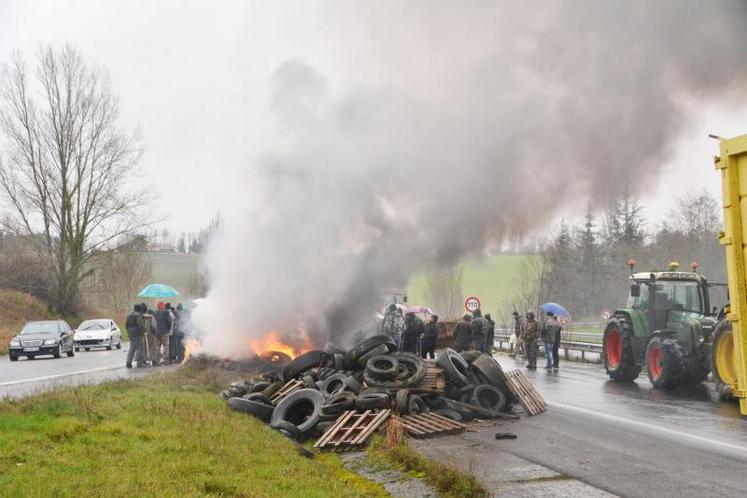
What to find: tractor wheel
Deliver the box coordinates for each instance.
[646,336,684,389]
[683,347,709,386]
[603,317,641,382]
[711,320,736,400]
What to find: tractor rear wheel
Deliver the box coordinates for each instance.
[646,336,683,389]
[711,320,736,400]
[603,317,641,382]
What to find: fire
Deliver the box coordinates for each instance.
[251,330,311,360]
[182,339,201,365]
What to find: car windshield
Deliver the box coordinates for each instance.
[78,320,109,331]
[20,321,58,335]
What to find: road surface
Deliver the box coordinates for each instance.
[0,344,165,398]
[443,353,747,497]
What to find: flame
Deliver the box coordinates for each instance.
[182,339,201,365]
[251,330,311,360]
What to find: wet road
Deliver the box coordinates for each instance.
[0,344,158,398]
[489,353,747,497]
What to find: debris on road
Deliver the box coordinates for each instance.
[214,334,545,449]
[494,432,518,440]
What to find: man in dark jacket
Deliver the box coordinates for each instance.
[421,315,439,359]
[401,312,423,354]
[453,314,473,352]
[520,311,540,369]
[471,309,489,353]
[153,301,172,365]
[125,304,147,368]
[541,312,562,369]
[484,313,496,353]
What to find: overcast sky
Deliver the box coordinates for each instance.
[1,0,746,235]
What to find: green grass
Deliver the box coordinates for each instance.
[368,434,488,498]
[407,255,537,317]
[0,364,386,498]
[147,253,201,297]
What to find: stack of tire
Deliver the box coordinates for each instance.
[224,336,514,441]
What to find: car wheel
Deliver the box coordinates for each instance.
[67,346,75,358]
[75,347,80,352]
[85,348,90,352]
[27,355,35,360]
[9,354,18,362]
[106,338,113,351]
[116,339,122,350]
[53,344,62,359]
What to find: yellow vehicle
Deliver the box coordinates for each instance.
[713,133,747,415]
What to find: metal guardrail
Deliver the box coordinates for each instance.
[494,327,603,361]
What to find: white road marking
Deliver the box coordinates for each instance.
[0,365,122,386]
[547,399,747,459]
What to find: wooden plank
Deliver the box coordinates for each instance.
[333,410,371,446]
[505,370,546,415]
[407,413,450,432]
[427,412,467,429]
[350,409,390,445]
[314,410,356,448]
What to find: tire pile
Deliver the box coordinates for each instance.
[220,335,515,441]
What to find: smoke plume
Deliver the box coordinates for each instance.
[192,0,747,357]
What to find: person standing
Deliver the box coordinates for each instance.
[381,304,406,348]
[552,314,563,370]
[484,313,496,353]
[471,309,488,353]
[143,306,158,365]
[421,314,439,359]
[520,311,540,369]
[125,304,147,368]
[541,312,561,370]
[153,301,172,365]
[173,303,186,363]
[401,312,422,354]
[510,311,523,358]
[453,314,473,352]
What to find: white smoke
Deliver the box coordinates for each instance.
[192,0,747,358]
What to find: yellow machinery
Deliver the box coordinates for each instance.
[714,133,747,415]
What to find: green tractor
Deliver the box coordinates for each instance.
[602,262,718,388]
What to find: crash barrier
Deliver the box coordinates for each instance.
[494,327,603,362]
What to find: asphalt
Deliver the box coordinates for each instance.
[0,343,169,398]
[413,353,747,498]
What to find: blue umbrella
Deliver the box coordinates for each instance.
[540,302,570,317]
[138,284,181,298]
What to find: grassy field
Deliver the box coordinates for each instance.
[0,364,386,497]
[407,255,536,318]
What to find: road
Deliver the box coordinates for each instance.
[474,354,747,497]
[0,344,161,398]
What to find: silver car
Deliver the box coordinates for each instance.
[74,319,123,351]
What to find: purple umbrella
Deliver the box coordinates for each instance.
[407,306,433,314]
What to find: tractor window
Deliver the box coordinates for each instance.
[627,282,649,310]
[653,281,703,314]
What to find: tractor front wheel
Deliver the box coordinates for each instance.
[711,320,736,400]
[603,318,641,382]
[646,336,683,389]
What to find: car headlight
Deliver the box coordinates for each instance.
[44,339,58,345]
[10,340,20,347]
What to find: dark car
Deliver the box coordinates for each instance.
[8,320,76,361]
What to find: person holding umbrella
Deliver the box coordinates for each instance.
[542,311,562,370]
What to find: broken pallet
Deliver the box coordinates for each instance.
[418,362,446,392]
[400,412,466,438]
[314,409,390,451]
[504,369,547,415]
[270,379,305,405]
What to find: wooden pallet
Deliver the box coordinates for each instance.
[314,409,391,450]
[504,369,547,415]
[418,361,446,391]
[270,379,305,405]
[400,412,466,438]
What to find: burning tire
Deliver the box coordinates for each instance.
[228,397,274,423]
[323,342,346,355]
[282,350,325,382]
[437,348,476,387]
[646,335,684,389]
[365,355,400,380]
[603,317,642,382]
[271,388,323,435]
[711,320,736,400]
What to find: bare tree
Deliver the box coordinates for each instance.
[423,266,464,319]
[0,45,148,314]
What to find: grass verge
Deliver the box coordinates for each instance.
[367,419,489,498]
[0,363,386,497]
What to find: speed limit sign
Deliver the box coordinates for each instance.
[464,296,481,313]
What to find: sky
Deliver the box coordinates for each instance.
[0,0,745,236]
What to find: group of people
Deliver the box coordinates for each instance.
[379,304,441,359]
[125,301,188,368]
[511,310,563,370]
[452,309,496,353]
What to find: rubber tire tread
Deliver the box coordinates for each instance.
[228,397,274,422]
[271,420,301,440]
[646,335,684,389]
[603,316,642,382]
[436,348,475,387]
[282,350,325,382]
[711,319,734,400]
[344,335,396,368]
[271,388,323,434]
[356,392,391,410]
[471,385,506,412]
